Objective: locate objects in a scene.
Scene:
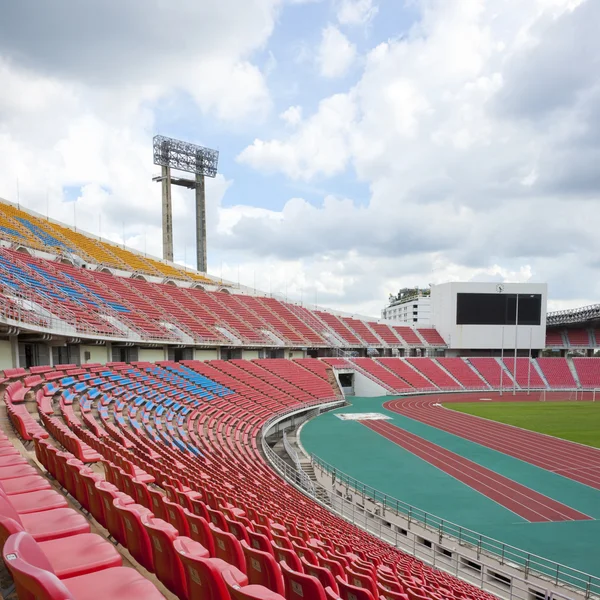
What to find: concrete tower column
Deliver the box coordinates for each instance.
[195,173,207,273]
[162,165,174,262]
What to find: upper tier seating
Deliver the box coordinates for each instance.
[416,329,446,346]
[536,358,577,388]
[2,360,499,600]
[369,323,404,345]
[565,329,592,347]
[351,358,412,392]
[468,358,514,388]
[436,358,489,389]
[501,358,546,389]
[572,358,600,388]
[0,199,211,282]
[545,330,565,348]
[391,327,421,346]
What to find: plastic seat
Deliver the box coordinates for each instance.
[280,560,328,600]
[184,509,215,554]
[248,530,273,554]
[271,542,303,573]
[337,575,377,600]
[4,531,164,600]
[211,523,246,572]
[113,498,155,573]
[223,568,287,600]
[0,464,39,480]
[174,536,248,600]
[147,486,167,520]
[302,556,339,593]
[0,487,68,514]
[142,514,187,599]
[346,567,378,597]
[0,516,121,579]
[0,496,90,545]
[0,475,52,495]
[163,497,191,536]
[241,540,285,594]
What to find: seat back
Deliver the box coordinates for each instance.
[302,556,338,594]
[248,531,273,554]
[189,495,210,520]
[113,498,154,573]
[211,523,246,573]
[147,487,167,520]
[336,575,376,600]
[96,483,128,546]
[174,537,245,600]
[241,540,285,595]
[280,560,327,600]
[81,474,106,526]
[163,497,191,536]
[207,506,229,530]
[3,531,74,600]
[184,509,215,555]
[226,517,251,544]
[271,543,303,573]
[132,478,152,510]
[142,514,187,600]
[0,514,25,548]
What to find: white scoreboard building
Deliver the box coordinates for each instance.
[430,282,548,352]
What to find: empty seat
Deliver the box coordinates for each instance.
[3,530,164,600]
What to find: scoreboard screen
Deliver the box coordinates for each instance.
[456,293,542,326]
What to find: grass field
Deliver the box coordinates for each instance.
[447,401,600,448]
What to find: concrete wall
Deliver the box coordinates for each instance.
[287,350,306,359]
[194,348,219,361]
[352,371,389,397]
[80,345,108,365]
[242,350,260,360]
[0,339,13,371]
[139,348,165,363]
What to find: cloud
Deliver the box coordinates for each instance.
[317,26,357,78]
[336,0,378,26]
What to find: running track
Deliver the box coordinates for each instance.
[362,420,591,523]
[384,396,600,490]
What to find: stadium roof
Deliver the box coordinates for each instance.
[546,303,600,327]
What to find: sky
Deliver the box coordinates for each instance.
[0,0,598,318]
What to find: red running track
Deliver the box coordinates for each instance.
[362,420,591,523]
[384,394,600,490]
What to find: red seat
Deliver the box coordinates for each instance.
[337,575,376,600]
[0,488,68,515]
[272,542,303,573]
[302,556,339,593]
[211,523,246,572]
[0,464,39,480]
[142,514,187,599]
[163,497,191,536]
[280,560,328,600]
[184,509,215,555]
[0,516,121,579]
[0,496,89,546]
[241,540,285,594]
[4,531,164,600]
[113,498,155,573]
[223,568,286,600]
[174,536,248,600]
[0,475,52,495]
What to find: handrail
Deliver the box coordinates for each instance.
[311,453,599,598]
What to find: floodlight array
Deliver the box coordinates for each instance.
[153,135,219,178]
[546,303,600,326]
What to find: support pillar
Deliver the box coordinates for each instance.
[162,165,174,262]
[195,173,207,273]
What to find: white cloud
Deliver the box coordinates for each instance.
[280,105,303,126]
[317,26,357,78]
[336,0,378,26]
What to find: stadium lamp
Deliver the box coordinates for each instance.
[152,135,219,274]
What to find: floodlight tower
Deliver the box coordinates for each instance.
[152,135,219,273]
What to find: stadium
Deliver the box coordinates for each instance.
[1,2,600,600]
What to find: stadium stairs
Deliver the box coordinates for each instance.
[0,360,506,600]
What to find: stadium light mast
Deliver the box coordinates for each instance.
[152,135,219,273]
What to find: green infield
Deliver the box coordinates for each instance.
[447,401,600,448]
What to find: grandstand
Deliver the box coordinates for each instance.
[2,202,600,600]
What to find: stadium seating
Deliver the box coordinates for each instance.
[545,330,565,347]
[1,361,500,600]
[351,358,412,392]
[565,329,592,347]
[436,358,488,389]
[405,358,460,390]
[391,327,422,346]
[0,199,213,282]
[416,329,446,346]
[468,358,514,388]
[536,358,577,388]
[501,358,546,389]
[376,359,437,391]
[572,358,600,388]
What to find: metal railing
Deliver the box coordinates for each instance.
[282,429,315,494]
[311,454,599,598]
